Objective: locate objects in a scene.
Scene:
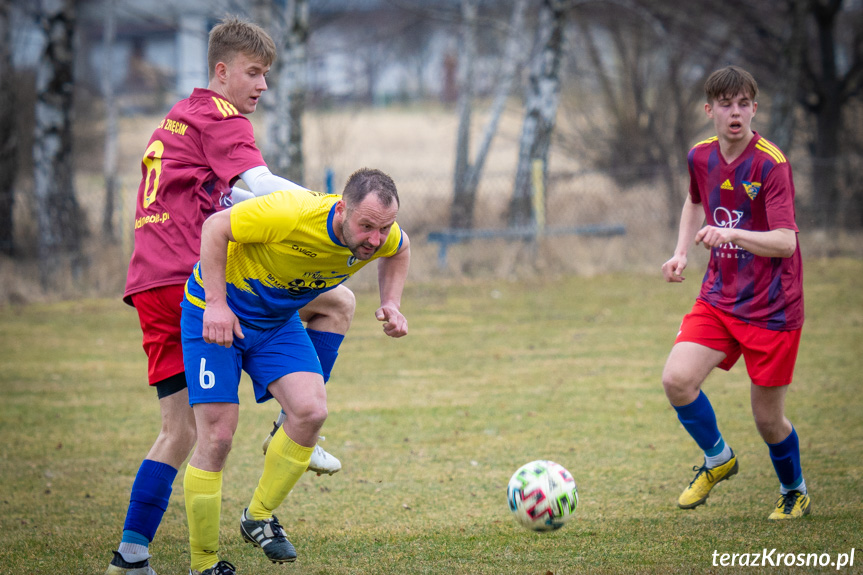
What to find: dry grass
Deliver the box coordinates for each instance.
[0,259,861,574]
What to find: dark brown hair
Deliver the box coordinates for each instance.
[342,168,400,209]
[704,66,758,102]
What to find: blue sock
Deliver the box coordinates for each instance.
[673,391,723,453]
[306,328,344,384]
[767,427,804,492]
[122,459,177,545]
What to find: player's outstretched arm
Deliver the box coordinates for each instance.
[200,210,244,347]
[240,165,309,196]
[662,196,704,283]
[376,232,410,338]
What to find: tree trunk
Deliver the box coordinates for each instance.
[450,0,528,231]
[33,0,86,288]
[101,0,118,239]
[0,0,15,256]
[509,0,566,228]
[267,0,308,185]
[450,0,477,230]
[765,0,807,153]
[809,0,843,228]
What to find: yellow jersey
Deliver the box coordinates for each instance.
[184,189,403,328]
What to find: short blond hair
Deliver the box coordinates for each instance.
[704,66,758,102]
[207,16,276,80]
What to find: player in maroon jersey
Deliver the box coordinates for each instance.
[660,66,809,521]
[107,17,345,575]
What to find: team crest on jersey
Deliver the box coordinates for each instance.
[743,181,761,200]
[347,256,359,267]
[721,179,734,190]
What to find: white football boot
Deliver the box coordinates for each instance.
[308,438,342,475]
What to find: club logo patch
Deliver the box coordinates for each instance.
[742,181,761,200]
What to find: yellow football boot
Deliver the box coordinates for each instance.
[678,452,739,509]
[768,490,811,520]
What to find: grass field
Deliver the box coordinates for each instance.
[0,258,861,574]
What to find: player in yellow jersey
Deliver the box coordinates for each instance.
[179,168,410,574]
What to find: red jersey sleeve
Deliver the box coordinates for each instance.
[762,162,799,232]
[200,114,265,186]
[687,140,714,205]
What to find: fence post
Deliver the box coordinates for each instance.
[325,167,334,195]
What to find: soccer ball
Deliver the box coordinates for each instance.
[507,460,578,531]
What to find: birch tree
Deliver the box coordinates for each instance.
[451,0,527,230]
[508,0,566,227]
[33,0,86,287]
[450,0,477,229]
[265,0,309,185]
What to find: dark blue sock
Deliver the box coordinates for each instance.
[767,427,803,490]
[122,459,177,543]
[673,390,722,453]
[307,328,344,384]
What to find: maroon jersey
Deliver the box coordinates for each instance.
[687,132,803,330]
[124,88,265,304]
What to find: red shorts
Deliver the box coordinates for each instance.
[675,299,801,387]
[131,284,186,385]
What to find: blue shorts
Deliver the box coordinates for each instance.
[180,306,322,405]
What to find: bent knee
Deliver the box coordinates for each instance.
[661,367,686,395]
[331,286,356,320]
[294,404,328,430]
[308,404,329,428]
[302,287,355,332]
[661,368,700,405]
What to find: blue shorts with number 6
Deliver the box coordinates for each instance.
[180,305,322,405]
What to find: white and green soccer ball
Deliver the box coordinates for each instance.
[507,460,578,531]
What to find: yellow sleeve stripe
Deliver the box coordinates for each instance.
[692,136,718,149]
[756,140,787,164]
[212,97,239,118]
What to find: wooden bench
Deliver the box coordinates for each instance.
[427,223,626,268]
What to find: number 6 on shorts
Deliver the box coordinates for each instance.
[199,358,215,389]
